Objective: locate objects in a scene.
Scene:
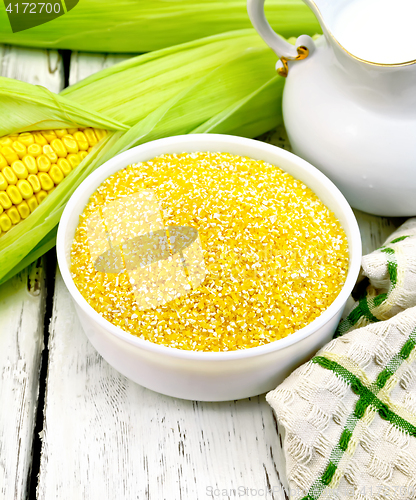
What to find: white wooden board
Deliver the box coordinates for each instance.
[0,45,63,91]
[0,46,64,500]
[38,54,399,500]
[68,52,130,86]
[0,268,45,500]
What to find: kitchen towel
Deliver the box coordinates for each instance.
[267,218,416,500]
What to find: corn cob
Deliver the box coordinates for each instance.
[0,128,107,235]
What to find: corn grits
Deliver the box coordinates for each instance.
[71,152,349,352]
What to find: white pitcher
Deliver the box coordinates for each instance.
[248,0,416,216]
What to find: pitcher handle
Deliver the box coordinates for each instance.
[247,0,314,77]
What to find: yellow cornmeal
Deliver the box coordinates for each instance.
[71,152,349,352]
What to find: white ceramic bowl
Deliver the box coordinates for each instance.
[57,134,361,401]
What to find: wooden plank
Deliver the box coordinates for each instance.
[0,267,46,500]
[38,57,399,499]
[0,46,64,500]
[68,52,130,86]
[352,209,402,255]
[0,45,64,92]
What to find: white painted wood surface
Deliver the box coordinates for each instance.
[37,54,400,500]
[0,268,45,500]
[0,46,64,500]
[68,52,130,86]
[0,45,64,90]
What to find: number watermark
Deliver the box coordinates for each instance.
[205,484,416,498]
[3,0,79,33]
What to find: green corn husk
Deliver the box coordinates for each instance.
[0,30,285,285]
[0,0,319,52]
[62,31,282,131]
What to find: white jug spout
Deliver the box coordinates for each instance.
[247,0,315,77]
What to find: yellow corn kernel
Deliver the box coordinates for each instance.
[27,195,38,213]
[47,187,55,195]
[18,132,35,146]
[0,173,7,191]
[27,143,42,158]
[94,129,107,141]
[0,128,105,232]
[7,206,21,225]
[0,192,12,209]
[28,174,41,194]
[2,166,18,185]
[1,146,19,165]
[42,145,58,163]
[0,136,12,147]
[57,158,72,176]
[38,172,54,191]
[0,213,12,232]
[84,128,98,147]
[22,155,38,174]
[0,153,7,169]
[50,138,67,158]
[34,133,47,146]
[17,179,34,200]
[73,131,89,151]
[55,129,67,138]
[36,190,47,204]
[37,155,51,172]
[41,130,57,142]
[67,153,81,169]
[49,165,64,185]
[11,160,28,180]
[7,185,23,205]
[16,201,30,219]
[62,135,79,154]
[12,141,27,159]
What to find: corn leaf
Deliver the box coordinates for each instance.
[0,227,58,286]
[192,76,284,137]
[0,0,319,52]
[101,48,278,154]
[0,77,128,137]
[62,31,271,125]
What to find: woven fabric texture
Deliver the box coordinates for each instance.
[267,219,416,500]
[336,218,416,336]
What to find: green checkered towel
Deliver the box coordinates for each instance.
[267,218,416,500]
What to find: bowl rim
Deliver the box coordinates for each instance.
[57,133,362,361]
